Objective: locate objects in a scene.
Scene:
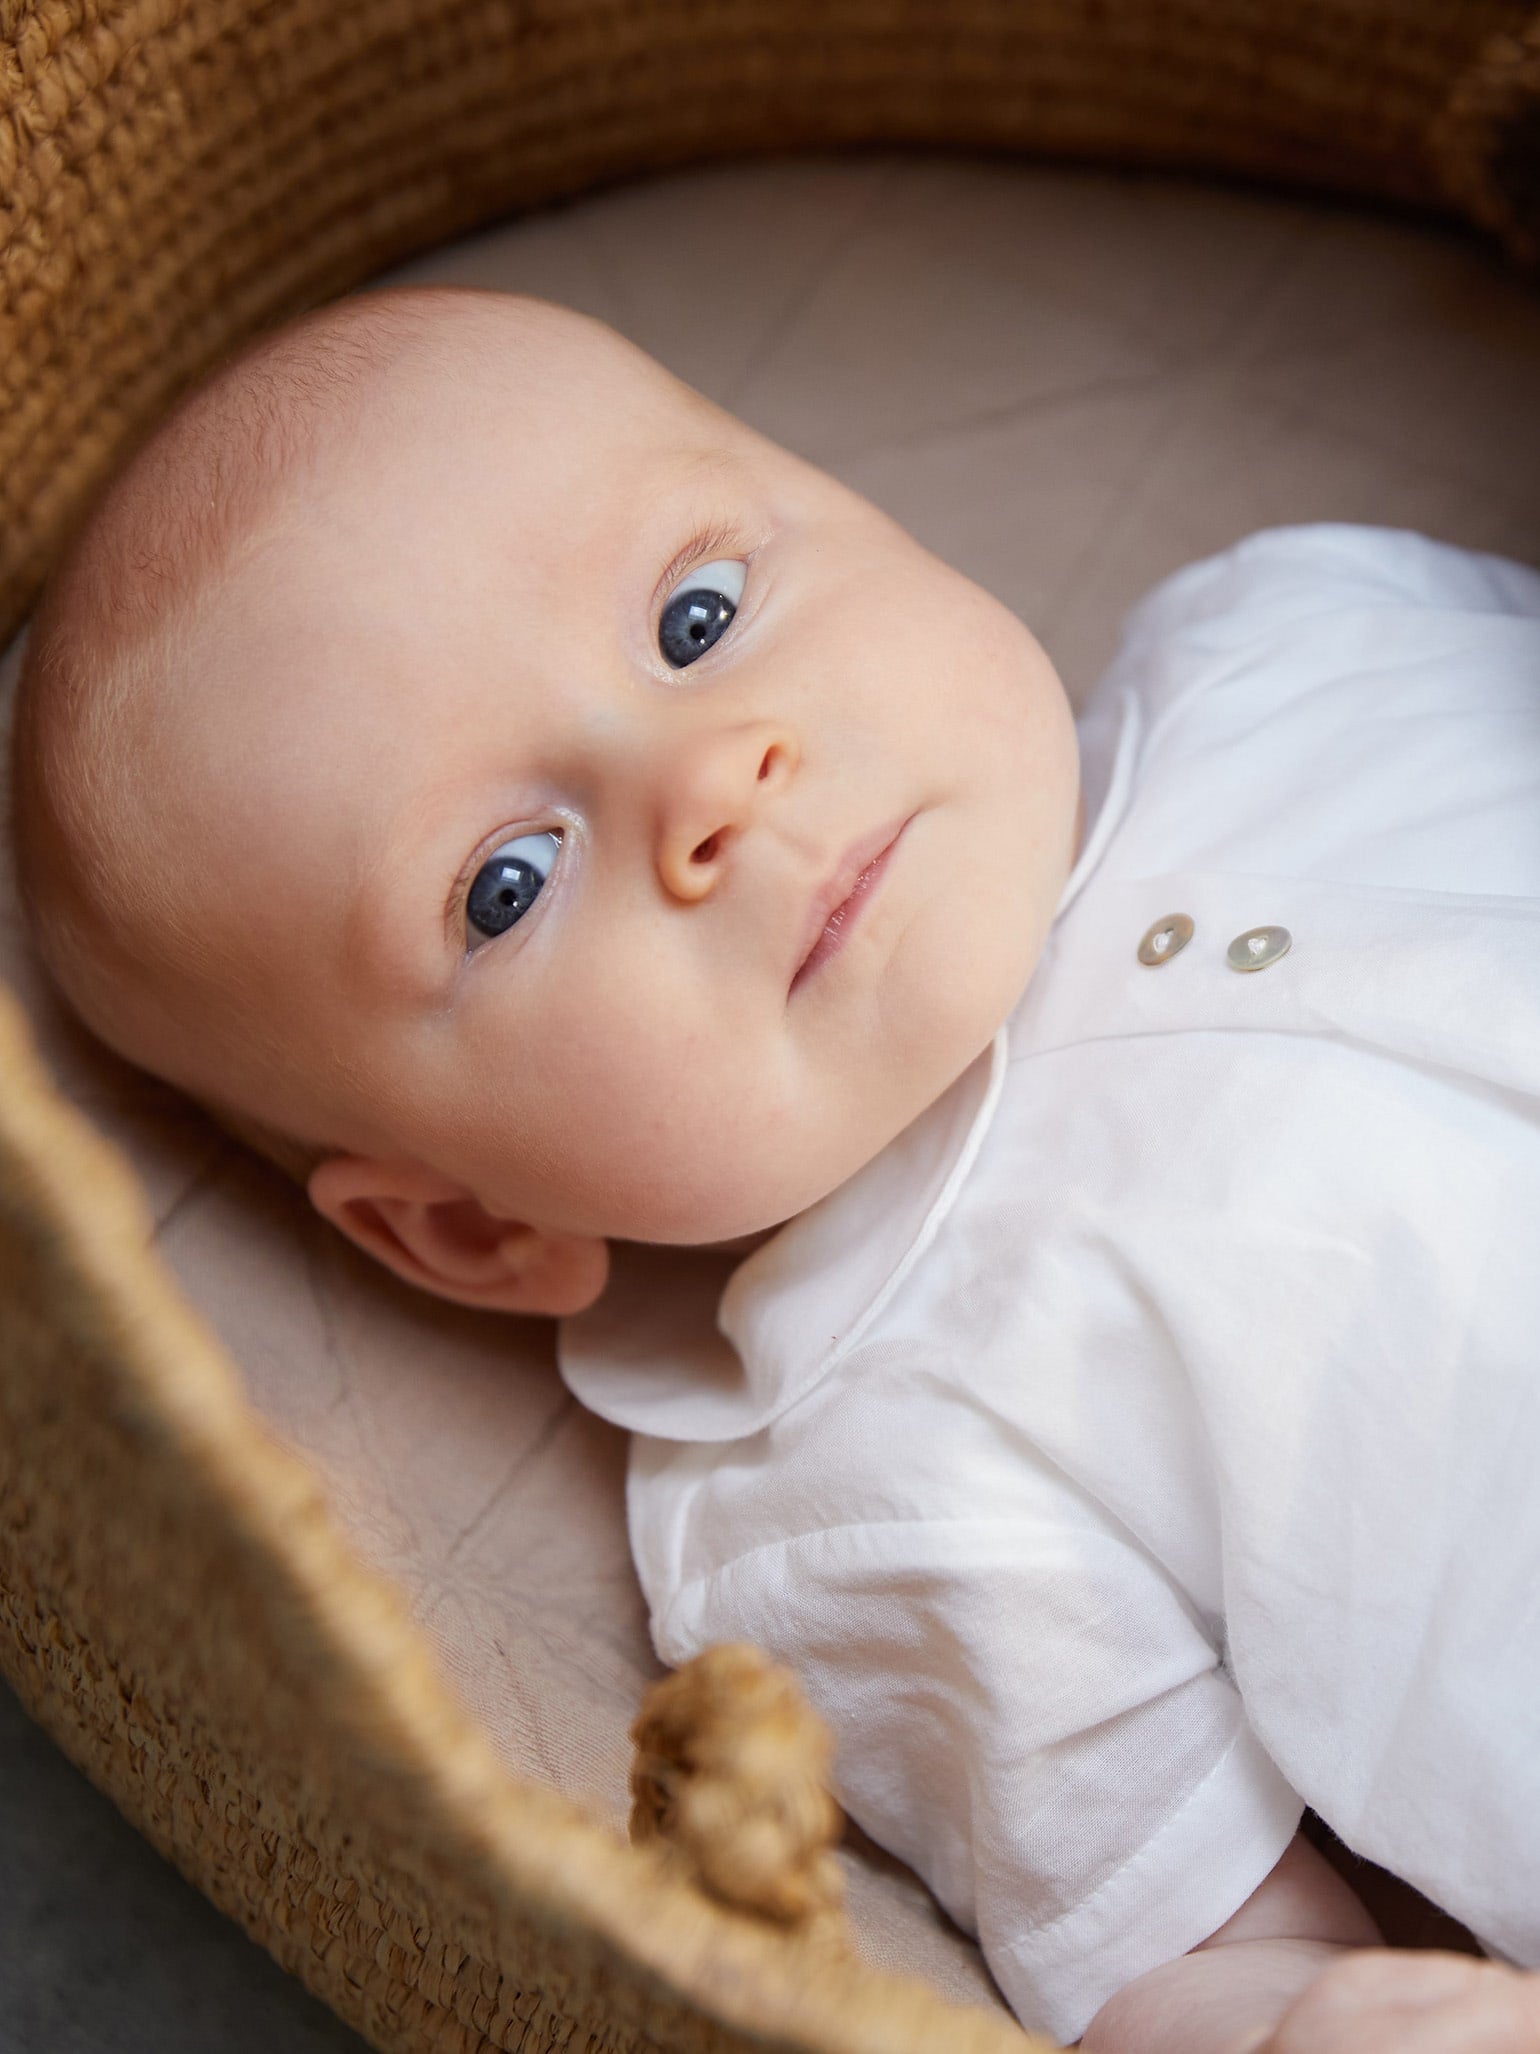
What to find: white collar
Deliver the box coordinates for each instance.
[557,684,1138,1443]
[558,1029,1008,1440]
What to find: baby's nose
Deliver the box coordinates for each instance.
[655,721,799,903]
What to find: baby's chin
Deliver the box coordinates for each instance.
[585,1140,861,1250]
[689,1225,784,1258]
[605,1181,830,1253]
[605,1058,993,1250]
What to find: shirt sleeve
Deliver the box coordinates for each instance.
[651,1510,1303,2045]
[1078,522,1540,783]
[1116,522,1540,657]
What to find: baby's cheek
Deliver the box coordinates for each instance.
[523,1003,776,1237]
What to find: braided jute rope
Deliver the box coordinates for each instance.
[3,5,1540,2051]
[630,1644,848,1936]
[1435,12,1540,263]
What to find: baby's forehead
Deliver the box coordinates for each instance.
[161,293,705,565]
[231,389,754,650]
[162,383,753,780]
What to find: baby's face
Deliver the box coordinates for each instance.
[145,299,1081,1263]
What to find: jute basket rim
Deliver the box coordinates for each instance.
[0,979,1045,2051]
[3,4,1538,2048]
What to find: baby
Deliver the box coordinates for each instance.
[11,283,1540,2054]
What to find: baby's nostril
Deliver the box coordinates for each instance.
[691,833,719,865]
[757,748,775,782]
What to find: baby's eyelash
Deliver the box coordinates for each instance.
[653,518,743,614]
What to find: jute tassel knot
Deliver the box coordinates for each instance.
[629,1643,848,1931]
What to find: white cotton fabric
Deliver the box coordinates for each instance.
[559,523,1540,2043]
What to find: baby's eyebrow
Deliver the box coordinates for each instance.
[651,441,742,498]
[644,447,753,598]
[337,789,468,1011]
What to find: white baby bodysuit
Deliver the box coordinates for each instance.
[559,523,1540,2042]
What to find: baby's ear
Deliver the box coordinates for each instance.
[307,1156,609,1318]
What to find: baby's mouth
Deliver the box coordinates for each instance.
[788,814,913,997]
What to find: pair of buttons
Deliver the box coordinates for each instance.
[1137,915,1292,971]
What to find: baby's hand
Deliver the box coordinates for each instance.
[1080,1841,1534,2054]
[1245,1950,1540,2054]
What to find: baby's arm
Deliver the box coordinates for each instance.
[1081,1836,1540,2054]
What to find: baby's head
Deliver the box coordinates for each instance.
[11,287,1080,1316]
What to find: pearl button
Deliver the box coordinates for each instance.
[1137,913,1194,966]
[1227,925,1292,971]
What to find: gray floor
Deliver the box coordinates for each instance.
[0,1679,370,2054]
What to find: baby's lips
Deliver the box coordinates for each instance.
[788,812,913,995]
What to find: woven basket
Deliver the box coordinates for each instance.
[3,6,1539,2050]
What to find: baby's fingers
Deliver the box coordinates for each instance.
[1256,1950,1540,2054]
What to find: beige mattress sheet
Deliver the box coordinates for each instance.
[4,154,1539,2017]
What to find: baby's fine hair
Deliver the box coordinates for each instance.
[8,288,488,1186]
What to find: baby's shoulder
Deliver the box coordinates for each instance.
[1116,523,1540,657]
[1070,522,1540,801]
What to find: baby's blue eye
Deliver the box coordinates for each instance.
[466,831,561,945]
[659,558,747,669]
